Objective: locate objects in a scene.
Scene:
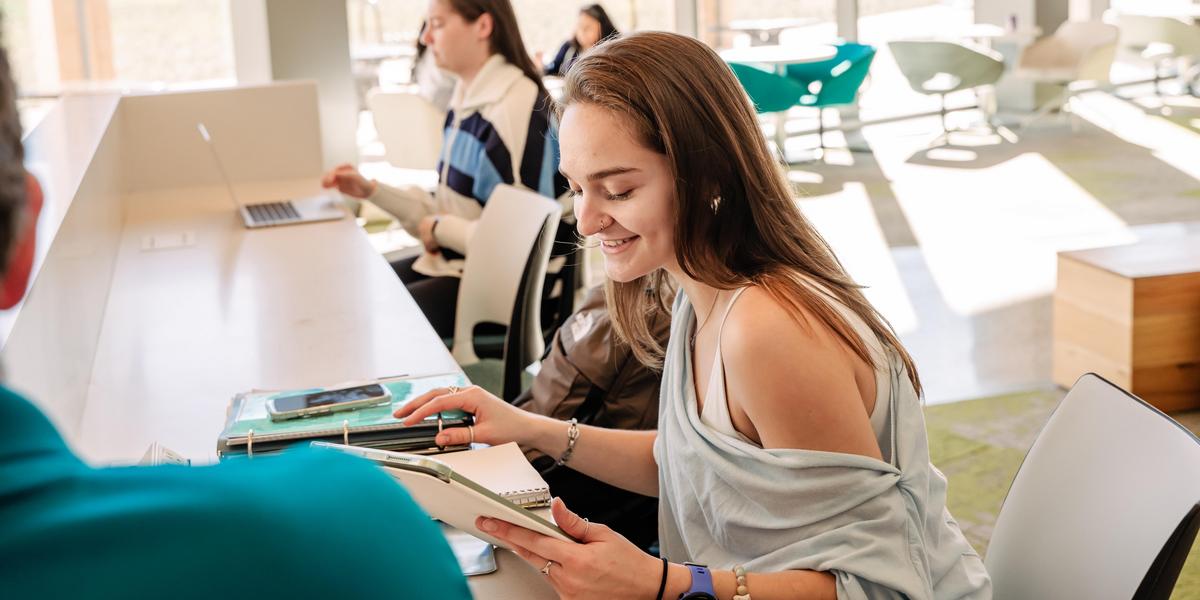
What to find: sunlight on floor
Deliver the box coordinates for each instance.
[1072,90,1200,183]
[798,182,919,334]
[892,150,1135,315]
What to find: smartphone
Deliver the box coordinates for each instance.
[267,383,391,421]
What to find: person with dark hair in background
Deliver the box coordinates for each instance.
[324,0,568,339]
[539,4,619,77]
[0,36,470,599]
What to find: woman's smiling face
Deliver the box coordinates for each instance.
[559,103,678,283]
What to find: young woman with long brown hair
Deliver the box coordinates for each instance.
[399,31,991,600]
[323,0,565,338]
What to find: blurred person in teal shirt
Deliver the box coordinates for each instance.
[0,38,472,599]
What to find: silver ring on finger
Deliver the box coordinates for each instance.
[540,560,554,576]
[447,385,461,395]
[582,517,590,538]
[468,425,475,445]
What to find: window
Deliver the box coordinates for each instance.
[0,0,234,98]
[344,0,679,86]
[2,1,58,96]
[107,0,234,85]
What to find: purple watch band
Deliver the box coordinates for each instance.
[679,563,716,599]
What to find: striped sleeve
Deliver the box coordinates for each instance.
[441,112,515,205]
[520,103,570,199]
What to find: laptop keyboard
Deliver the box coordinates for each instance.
[245,201,302,225]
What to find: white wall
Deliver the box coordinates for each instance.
[118,82,324,192]
[229,0,359,169]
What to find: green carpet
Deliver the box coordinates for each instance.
[925,389,1200,599]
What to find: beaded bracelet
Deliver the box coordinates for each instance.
[732,564,751,600]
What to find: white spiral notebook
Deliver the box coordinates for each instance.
[434,442,552,508]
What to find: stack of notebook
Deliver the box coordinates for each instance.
[430,443,553,577]
[216,372,473,457]
[431,442,553,508]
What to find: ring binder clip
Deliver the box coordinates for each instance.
[247,428,254,459]
[343,419,350,446]
[436,412,444,451]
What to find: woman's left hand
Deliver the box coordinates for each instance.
[478,497,664,599]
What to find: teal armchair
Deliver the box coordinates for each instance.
[785,42,876,152]
[728,62,807,160]
[728,62,807,114]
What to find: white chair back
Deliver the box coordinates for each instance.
[452,185,562,366]
[1020,22,1119,83]
[1120,14,1200,59]
[368,90,445,170]
[1060,21,1121,82]
[1119,14,1176,54]
[985,373,1200,600]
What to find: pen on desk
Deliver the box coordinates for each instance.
[376,373,410,381]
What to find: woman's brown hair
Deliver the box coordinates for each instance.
[557,31,922,395]
[444,0,550,104]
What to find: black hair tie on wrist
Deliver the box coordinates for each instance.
[655,557,669,600]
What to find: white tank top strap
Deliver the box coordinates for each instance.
[697,281,894,452]
[700,287,754,444]
[714,287,750,341]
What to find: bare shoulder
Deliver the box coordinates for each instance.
[722,286,840,352]
[720,286,882,459]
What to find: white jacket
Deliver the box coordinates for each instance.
[369,54,565,278]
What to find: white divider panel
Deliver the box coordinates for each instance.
[0,82,456,463]
[3,94,125,440]
[118,81,324,193]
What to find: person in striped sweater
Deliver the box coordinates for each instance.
[324,0,567,338]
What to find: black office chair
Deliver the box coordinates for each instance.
[542,219,583,345]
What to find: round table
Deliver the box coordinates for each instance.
[723,17,817,46]
[1117,7,1200,24]
[720,44,839,159]
[719,44,838,68]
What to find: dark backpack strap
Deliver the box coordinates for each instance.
[573,348,637,425]
[574,381,608,425]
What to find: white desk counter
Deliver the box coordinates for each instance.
[470,548,558,598]
[7,82,460,463]
[6,82,556,597]
[79,179,458,462]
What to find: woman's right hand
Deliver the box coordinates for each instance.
[394,385,534,447]
[320,163,377,199]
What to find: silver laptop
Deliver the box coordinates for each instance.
[197,123,345,229]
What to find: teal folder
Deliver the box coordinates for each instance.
[217,372,472,457]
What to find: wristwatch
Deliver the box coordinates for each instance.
[679,563,717,600]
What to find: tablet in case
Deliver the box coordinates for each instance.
[218,373,472,457]
[313,443,573,549]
